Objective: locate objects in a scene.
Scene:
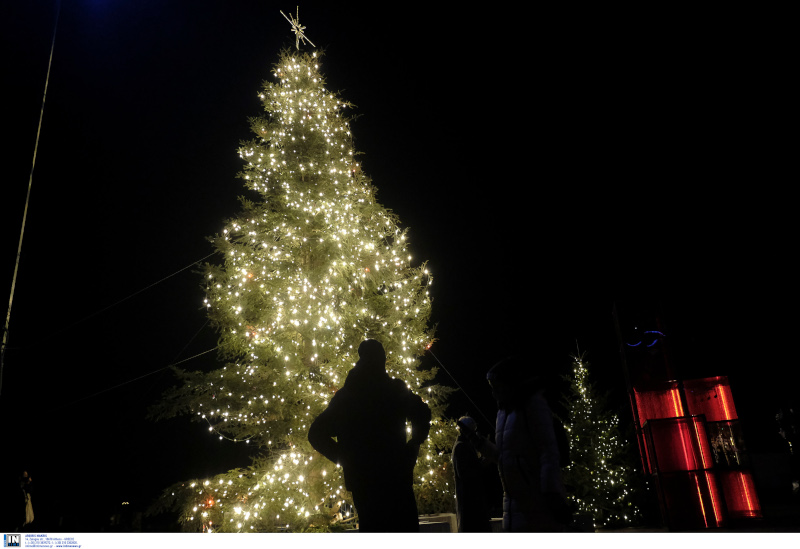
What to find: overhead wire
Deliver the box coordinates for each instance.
[142,317,212,396]
[4,252,218,408]
[58,252,217,334]
[426,347,494,430]
[63,347,216,408]
[114,317,214,423]
[3,252,217,351]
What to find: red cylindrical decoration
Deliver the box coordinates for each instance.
[644,416,713,473]
[634,381,684,428]
[719,470,762,519]
[657,471,725,529]
[684,376,738,422]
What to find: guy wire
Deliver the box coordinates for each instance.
[426,347,494,430]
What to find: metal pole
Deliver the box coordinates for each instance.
[0,0,61,398]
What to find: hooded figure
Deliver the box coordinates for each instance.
[476,356,569,532]
[308,339,431,532]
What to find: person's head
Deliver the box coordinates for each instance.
[487,356,544,409]
[357,339,386,370]
[487,378,510,406]
[457,416,477,434]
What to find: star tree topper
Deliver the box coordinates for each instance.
[281,7,315,50]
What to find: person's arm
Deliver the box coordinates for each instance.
[407,390,432,448]
[472,431,499,464]
[459,416,498,464]
[308,405,340,465]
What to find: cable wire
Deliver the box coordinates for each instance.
[426,348,494,429]
[115,318,213,424]
[3,252,216,351]
[64,347,216,407]
[65,252,216,329]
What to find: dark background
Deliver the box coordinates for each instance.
[0,0,794,531]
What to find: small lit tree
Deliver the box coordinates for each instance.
[149,43,456,532]
[562,352,641,529]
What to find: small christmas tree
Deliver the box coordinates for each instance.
[149,20,456,531]
[561,352,641,529]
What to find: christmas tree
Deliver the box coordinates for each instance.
[149,28,456,531]
[561,352,641,529]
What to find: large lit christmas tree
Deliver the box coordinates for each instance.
[562,352,641,529]
[149,17,456,532]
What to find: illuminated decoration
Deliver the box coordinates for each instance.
[644,417,714,473]
[685,377,761,520]
[719,470,761,519]
[643,416,725,528]
[626,330,665,348]
[657,470,725,529]
[632,381,685,475]
[634,376,761,529]
[562,354,642,528]
[281,7,315,50]
[633,382,684,429]
[614,306,761,528]
[683,376,737,423]
[150,46,458,532]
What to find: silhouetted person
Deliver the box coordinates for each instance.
[308,339,431,532]
[776,404,800,495]
[19,470,33,531]
[452,416,492,532]
[474,356,569,532]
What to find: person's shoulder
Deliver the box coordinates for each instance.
[326,385,350,407]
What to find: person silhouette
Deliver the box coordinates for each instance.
[308,339,431,532]
[473,356,570,532]
[452,416,492,532]
[20,470,34,531]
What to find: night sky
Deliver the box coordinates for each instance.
[1,1,794,531]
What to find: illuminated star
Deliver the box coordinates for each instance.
[280,7,315,50]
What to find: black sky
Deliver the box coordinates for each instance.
[0,0,794,531]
